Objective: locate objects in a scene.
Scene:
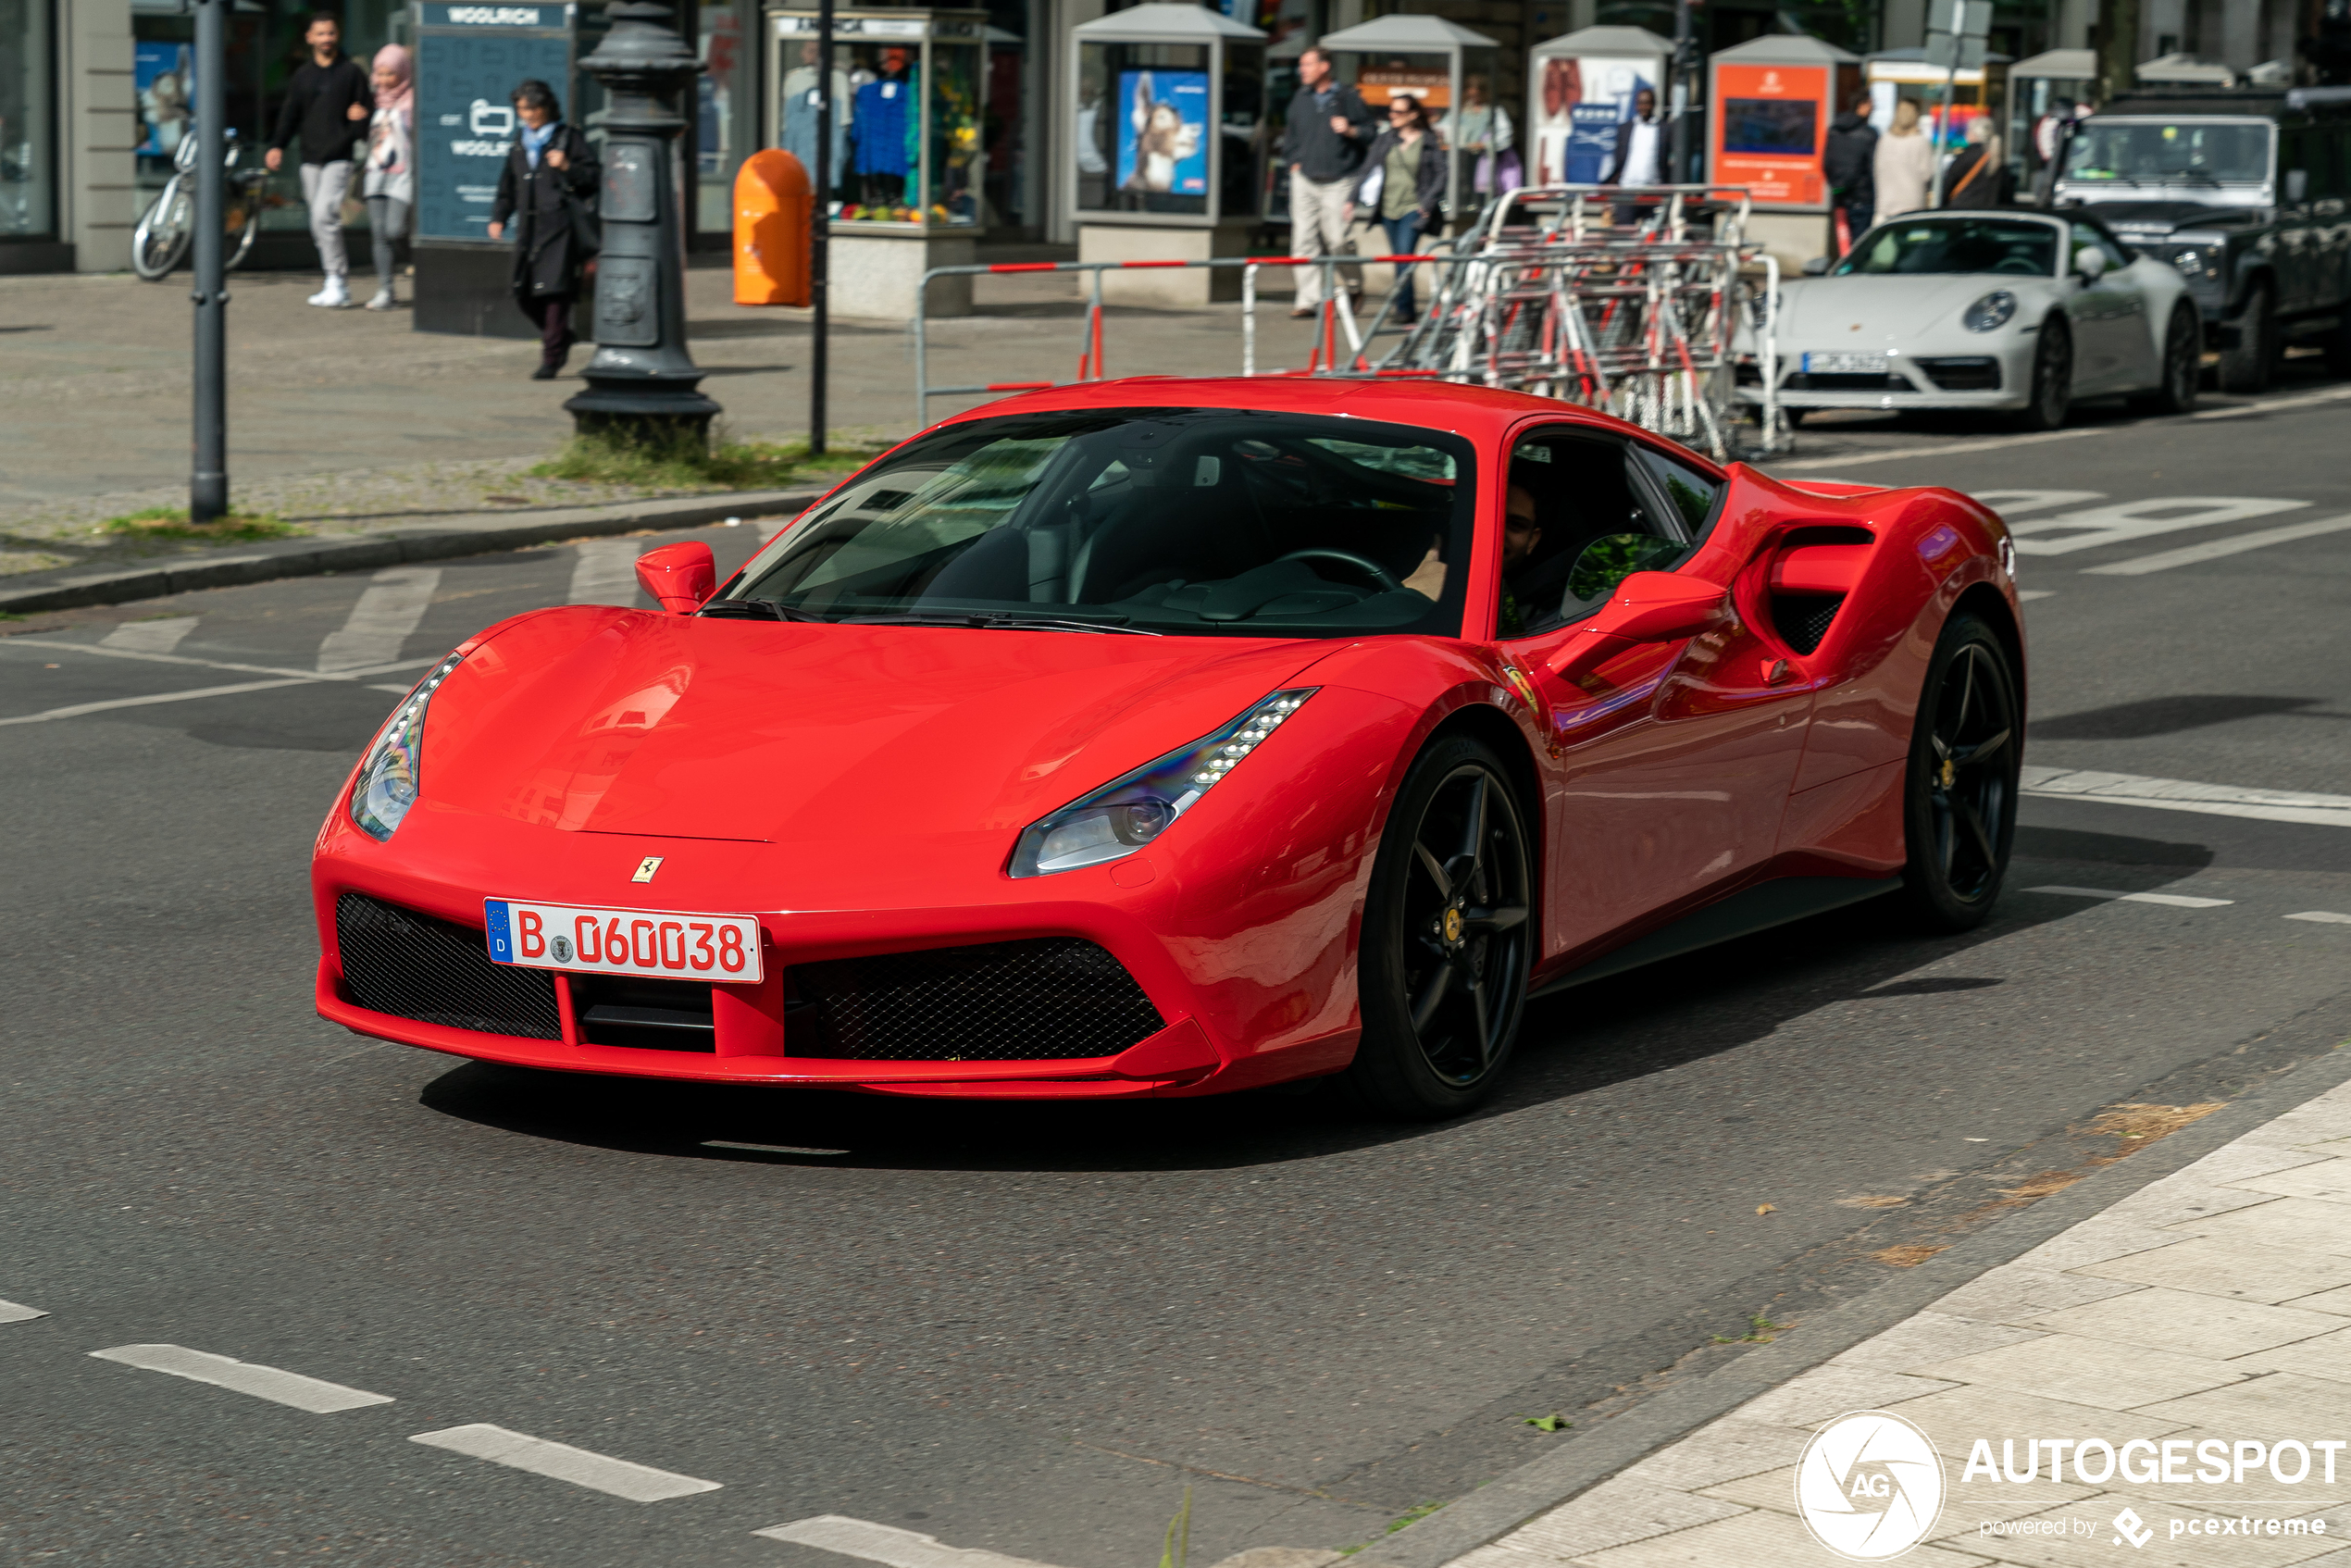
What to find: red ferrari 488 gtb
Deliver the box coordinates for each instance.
[312,379,2023,1117]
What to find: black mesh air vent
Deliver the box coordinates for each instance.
[570,974,716,1052]
[1773,594,1845,655]
[1787,373,1906,393]
[1919,357,2001,392]
[788,939,1163,1062]
[336,892,561,1040]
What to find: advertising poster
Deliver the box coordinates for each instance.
[1357,63,1449,110]
[135,42,193,157]
[1529,54,1658,186]
[415,26,572,241]
[1116,69,1208,197]
[1712,62,1829,206]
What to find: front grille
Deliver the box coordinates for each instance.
[336,892,561,1040]
[1785,372,1907,392]
[1919,356,2001,392]
[1774,594,1846,655]
[788,939,1163,1062]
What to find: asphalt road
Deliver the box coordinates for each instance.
[4,368,2351,1568]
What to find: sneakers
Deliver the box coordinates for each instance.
[364,289,395,311]
[306,277,352,308]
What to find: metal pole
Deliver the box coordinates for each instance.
[810,0,832,455]
[190,0,228,524]
[1930,57,1959,206]
[1669,0,1694,186]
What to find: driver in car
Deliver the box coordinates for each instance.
[1496,482,1562,637]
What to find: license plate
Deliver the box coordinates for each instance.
[1803,351,1889,374]
[485,899,765,983]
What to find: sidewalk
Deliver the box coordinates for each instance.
[1373,1041,2351,1567]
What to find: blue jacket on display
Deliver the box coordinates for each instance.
[853,75,912,178]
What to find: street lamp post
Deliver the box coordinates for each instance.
[190,0,229,523]
[563,0,722,448]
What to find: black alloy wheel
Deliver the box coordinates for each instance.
[1900,615,2022,932]
[2014,320,2071,430]
[2218,282,2276,394]
[2134,302,2201,416]
[1348,736,1535,1119]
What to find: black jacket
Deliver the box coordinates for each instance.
[1940,143,2004,208]
[1278,84,1379,184]
[1351,130,1447,224]
[1599,116,1664,185]
[1823,110,1877,203]
[269,54,373,166]
[491,125,600,299]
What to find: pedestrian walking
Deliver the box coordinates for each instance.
[1939,118,2004,208]
[1278,46,1378,319]
[265,11,373,309]
[1823,93,1877,251]
[487,80,600,380]
[1348,93,1445,326]
[1441,74,1517,207]
[1872,98,1934,218]
[1600,87,1664,226]
[360,44,414,311]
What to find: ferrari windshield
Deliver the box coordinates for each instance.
[1834,218,2059,277]
[722,407,1476,638]
[2064,119,2270,186]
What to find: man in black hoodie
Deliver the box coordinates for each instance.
[1277,47,1378,319]
[1823,93,1877,252]
[267,12,372,308]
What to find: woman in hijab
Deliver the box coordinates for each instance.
[488,79,600,380]
[361,44,415,311]
[1872,98,1935,218]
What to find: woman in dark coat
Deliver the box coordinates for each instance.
[487,80,599,380]
[1346,93,1448,324]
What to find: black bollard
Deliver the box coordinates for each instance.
[190,0,229,522]
[563,0,722,450]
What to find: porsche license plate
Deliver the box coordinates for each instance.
[485,899,764,982]
[1802,351,1889,374]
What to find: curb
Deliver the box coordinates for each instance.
[1360,992,2351,1568]
[0,488,823,617]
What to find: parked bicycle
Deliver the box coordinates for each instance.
[132,128,270,280]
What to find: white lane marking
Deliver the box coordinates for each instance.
[0,655,439,729]
[1776,426,2109,471]
[101,616,199,654]
[1969,490,2106,517]
[2027,885,2236,908]
[2287,912,2351,925]
[2019,590,2055,601]
[2021,764,2351,829]
[569,540,644,605]
[409,1424,722,1501]
[2082,511,2351,576]
[317,566,442,673]
[0,1299,47,1323]
[2011,496,2309,557]
[2191,384,2351,420]
[10,637,438,686]
[753,1515,1069,1568]
[90,1344,394,1412]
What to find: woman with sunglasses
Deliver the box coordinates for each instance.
[1347,93,1447,325]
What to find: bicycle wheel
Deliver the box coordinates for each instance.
[131,185,193,280]
[226,191,262,272]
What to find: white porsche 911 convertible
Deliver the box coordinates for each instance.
[1743,209,2202,429]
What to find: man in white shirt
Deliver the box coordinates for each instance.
[1602,88,1663,187]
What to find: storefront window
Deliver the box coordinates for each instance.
[768,12,985,229]
[0,0,56,240]
[926,38,981,225]
[698,0,747,231]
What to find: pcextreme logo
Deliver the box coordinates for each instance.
[1796,1411,1946,1561]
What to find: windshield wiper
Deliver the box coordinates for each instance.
[842,611,1162,635]
[698,597,828,623]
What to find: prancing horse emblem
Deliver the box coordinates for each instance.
[632,855,664,883]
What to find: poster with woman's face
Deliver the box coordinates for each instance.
[1117,70,1208,195]
[135,43,193,156]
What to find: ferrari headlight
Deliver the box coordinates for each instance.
[1009,688,1318,877]
[1961,290,2018,332]
[349,649,468,841]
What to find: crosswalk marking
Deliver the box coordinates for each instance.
[91,1344,394,1412]
[317,566,442,673]
[2021,765,2351,829]
[0,1299,45,1324]
[2287,912,2351,926]
[2082,511,2351,576]
[569,540,644,605]
[1970,489,2105,517]
[101,616,198,654]
[753,1516,1067,1568]
[2028,885,2235,909]
[410,1424,722,1501]
[2010,495,2309,556]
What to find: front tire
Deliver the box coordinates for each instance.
[1346,737,1535,1120]
[2133,302,2201,415]
[2013,320,2071,430]
[1899,615,2022,932]
[2219,282,2276,393]
[131,185,193,280]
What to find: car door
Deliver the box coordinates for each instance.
[1495,427,1813,963]
[2065,219,2148,389]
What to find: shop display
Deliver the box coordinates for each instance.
[1525,26,1669,187]
[1072,6,1266,226]
[766,9,984,229]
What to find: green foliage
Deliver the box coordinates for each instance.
[97,505,304,542]
[532,429,875,492]
[1158,1487,1191,1568]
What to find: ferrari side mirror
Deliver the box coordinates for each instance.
[635,541,717,614]
[1543,570,1729,680]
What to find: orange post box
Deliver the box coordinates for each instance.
[734,149,812,306]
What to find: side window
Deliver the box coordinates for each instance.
[1631,446,1725,536]
[1498,428,1688,638]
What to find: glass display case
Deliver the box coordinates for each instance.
[765,6,987,229]
[1524,24,1672,189]
[1071,3,1267,227]
[1314,14,1498,233]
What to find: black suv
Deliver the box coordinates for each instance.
[2055,86,2351,392]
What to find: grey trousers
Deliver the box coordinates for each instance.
[300,159,354,279]
[366,195,409,287]
[1288,168,1361,309]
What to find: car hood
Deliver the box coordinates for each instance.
[1781,274,2034,340]
[420,608,1334,845]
